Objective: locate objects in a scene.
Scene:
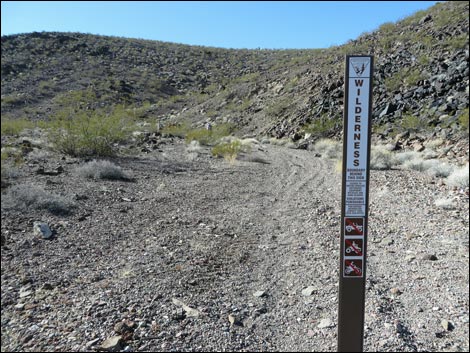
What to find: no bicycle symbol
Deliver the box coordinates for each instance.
[344,217,364,236]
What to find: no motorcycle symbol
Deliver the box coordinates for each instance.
[344,259,363,277]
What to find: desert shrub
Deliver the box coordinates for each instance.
[265,97,291,117]
[425,160,454,178]
[0,147,24,166]
[393,151,421,165]
[161,122,191,138]
[212,140,246,163]
[1,117,36,136]
[446,164,469,188]
[49,104,135,157]
[458,108,469,132]
[445,34,469,50]
[404,69,426,87]
[400,114,422,133]
[370,145,394,170]
[314,139,341,159]
[185,128,213,145]
[402,157,427,172]
[27,149,53,163]
[384,73,403,93]
[378,22,396,34]
[185,123,234,146]
[422,149,439,160]
[385,69,427,92]
[1,184,74,215]
[1,95,25,107]
[402,157,454,177]
[1,151,15,186]
[75,160,132,181]
[38,79,56,94]
[303,115,341,138]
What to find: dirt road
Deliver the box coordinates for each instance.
[1,140,468,352]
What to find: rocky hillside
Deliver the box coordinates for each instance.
[1,1,469,146]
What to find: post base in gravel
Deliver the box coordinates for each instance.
[337,280,366,352]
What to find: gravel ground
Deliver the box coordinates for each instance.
[1,139,468,352]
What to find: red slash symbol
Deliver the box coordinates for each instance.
[344,217,364,236]
[345,239,362,256]
[344,260,362,276]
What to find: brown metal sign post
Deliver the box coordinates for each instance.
[338,55,373,352]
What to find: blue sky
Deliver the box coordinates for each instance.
[2,1,438,49]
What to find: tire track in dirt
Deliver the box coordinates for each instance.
[96,144,342,351]
[225,145,341,351]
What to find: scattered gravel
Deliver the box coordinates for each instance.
[1,140,468,352]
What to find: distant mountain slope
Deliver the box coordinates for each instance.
[1,1,468,142]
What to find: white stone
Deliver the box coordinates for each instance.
[33,222,52,239]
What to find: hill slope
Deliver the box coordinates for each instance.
[1,1,469,145]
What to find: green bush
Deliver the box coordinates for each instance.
[458,108,469,132]
[266,97,291,117]
[185,123,234,146]
[1,95,25,107]
[378,22,396,34]
[1,117,36,136]
[161,122,191,137]
[49,104,135,157]
[400,114,422,133]
[385,68,427,92]
[211,140,243,163]
[445,34,468,50]
[38,79,56,93]
[404,69,425,87]
[303,115,341,138]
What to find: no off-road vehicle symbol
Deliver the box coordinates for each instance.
[344,217,364,236]
[345,224,363,233]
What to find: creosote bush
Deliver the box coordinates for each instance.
[212,140,246,163]
[185,123,234,146]
[1,116,39,136]
[161,122,191,138]
[49,104,135,157]
[302,115,341,138]
[458,108,469,132]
